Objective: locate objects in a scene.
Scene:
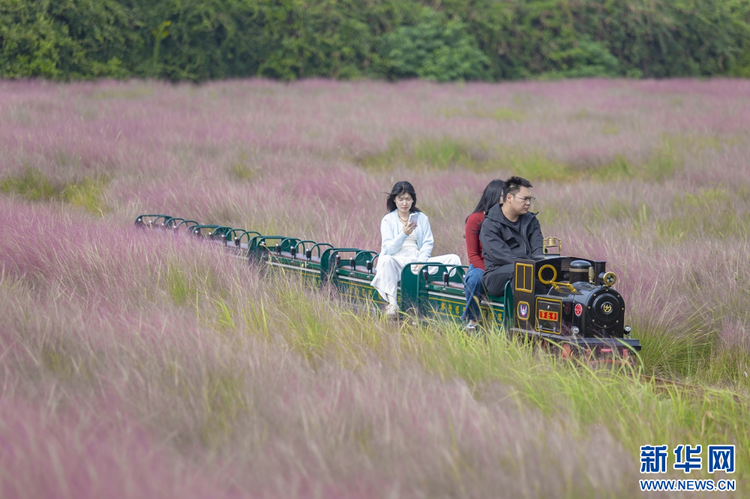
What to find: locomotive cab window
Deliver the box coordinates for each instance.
[515,263,534,293]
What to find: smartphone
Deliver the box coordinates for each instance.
[408,212,418,224]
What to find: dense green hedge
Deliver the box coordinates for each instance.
[2,0,749,81]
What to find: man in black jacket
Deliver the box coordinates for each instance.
[480,176,544,296]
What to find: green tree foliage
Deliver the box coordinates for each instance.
[378,7,489,81]
[0,0,138,79]
[0,0,749,81]
[445,0,750,79]
[574,0,750,77]
[110,0,417,80]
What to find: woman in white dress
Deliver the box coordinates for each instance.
[371,181,462,319]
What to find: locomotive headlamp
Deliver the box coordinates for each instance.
[601,271,617,287]
[571,326,580,335]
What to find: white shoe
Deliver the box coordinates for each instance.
[385,303,399,319]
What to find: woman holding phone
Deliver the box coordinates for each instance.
[371,181,462,319]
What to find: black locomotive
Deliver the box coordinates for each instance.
[506,243,639,359]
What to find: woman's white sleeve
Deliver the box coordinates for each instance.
[380,216,407,255]
[417,216,434,261]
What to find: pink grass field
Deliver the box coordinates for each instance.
[1,78,750,497]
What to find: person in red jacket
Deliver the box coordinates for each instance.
[461,179,506,329]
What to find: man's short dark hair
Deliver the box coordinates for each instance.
[505,176,533,198]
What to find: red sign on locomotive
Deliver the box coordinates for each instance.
[538,310,559,321]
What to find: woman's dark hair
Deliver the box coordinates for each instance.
[386,181,421,213]
[466,179,505,222]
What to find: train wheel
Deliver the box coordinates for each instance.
[561,343,572,360]
[539,339,548,352]
[620,347,636,368]
[582,348,598,368]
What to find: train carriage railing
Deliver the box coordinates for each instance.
[134,214,175,228]
[163,217,182,229]
[224,229,261,252]
[290,240,322,264]
[134,214,201,234]
[321,248,384,304]
[321,248,379,279]
[285,241,338,269]
[173,219,200,232]
[400,263,513,327]
[250,237,336,266]
[190,224,234,241]
[304,242,334,264]
[163,217,185,230]
[249,235,334,285]
[337,250,379,278]
[250,235,301,262]
[399,262,464,317]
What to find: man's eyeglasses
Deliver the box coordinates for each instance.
[513,194,536,204]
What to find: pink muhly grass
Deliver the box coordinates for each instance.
[4,76,750,339]
[0,198,235,304]
[721,318,750,351]
[0,198,651,498]
[0,398,220,499]
[2,77,750,496]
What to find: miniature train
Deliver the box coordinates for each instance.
[135,214,641,359]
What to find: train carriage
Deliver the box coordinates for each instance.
[398,261,510,328]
